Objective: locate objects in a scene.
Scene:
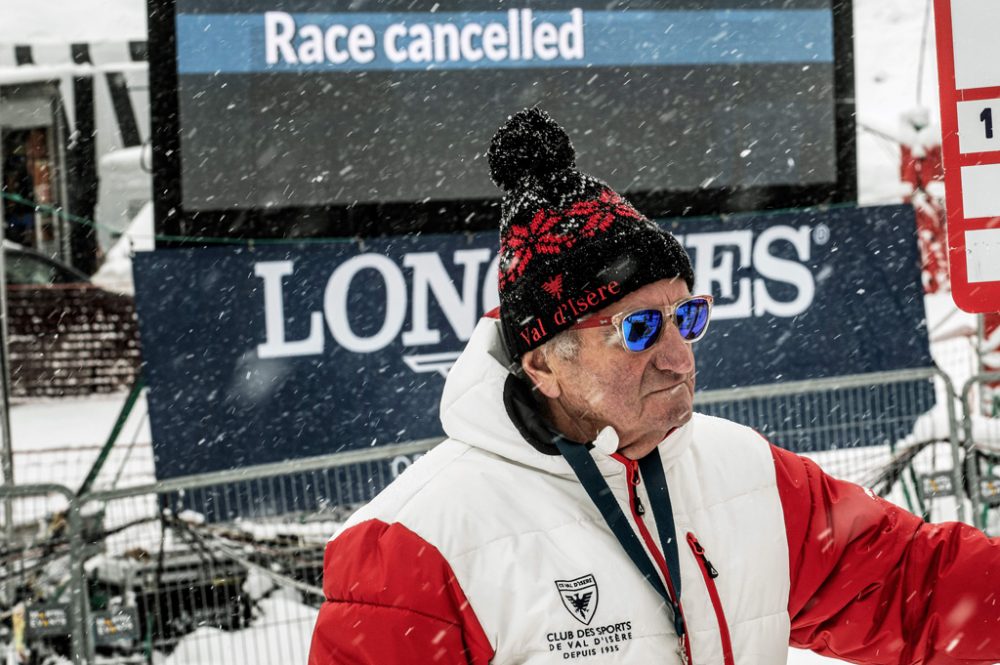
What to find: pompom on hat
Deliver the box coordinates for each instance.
[488,108,694,360]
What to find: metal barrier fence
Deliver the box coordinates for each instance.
[0,483,91,665]
[12,444,156,494]
[1,369,976,663]
[960,371,1000,534]
[75,438,440,664]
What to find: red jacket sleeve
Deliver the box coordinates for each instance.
[772,444,1000,664]
[308,519,495,665]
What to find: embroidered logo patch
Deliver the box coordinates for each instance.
[555,574,599,625]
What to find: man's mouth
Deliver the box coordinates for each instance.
[646,378,692,396]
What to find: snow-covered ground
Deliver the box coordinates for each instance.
[156,594,314,665]
[10,392,153,491]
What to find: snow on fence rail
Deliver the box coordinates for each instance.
[2,371,979,664]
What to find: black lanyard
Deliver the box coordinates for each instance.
[554,436,686,640]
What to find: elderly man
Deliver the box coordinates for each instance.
[309,109,1000,664]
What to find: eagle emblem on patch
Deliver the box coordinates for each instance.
[555,574,599,625]
[541,274,564,299]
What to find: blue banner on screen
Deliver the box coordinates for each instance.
[173,0,842,211]
[134,205,932,481]
[176,9,833,73]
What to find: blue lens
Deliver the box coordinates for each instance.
[676,298,711,341]
[621,310,663,351]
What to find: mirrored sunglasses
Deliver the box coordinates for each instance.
[571,295,714,352]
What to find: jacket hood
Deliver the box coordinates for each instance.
[440,314,694,478]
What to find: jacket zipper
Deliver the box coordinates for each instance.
[613,455,692,664]
[686,533,735,665]
[629,464,646,515]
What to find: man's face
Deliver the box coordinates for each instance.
[541,278,697,460]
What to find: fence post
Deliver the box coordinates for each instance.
[66,494,94,664]
[935,367,967,525]
[0,241,15,595]
[963,384,983,531]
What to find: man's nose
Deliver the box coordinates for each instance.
[651,324,695,375]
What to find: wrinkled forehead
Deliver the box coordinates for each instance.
[597,278,692,316]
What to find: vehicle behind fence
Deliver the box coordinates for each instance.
[6,368,997,664]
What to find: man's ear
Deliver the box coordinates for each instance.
[521,348,561,399]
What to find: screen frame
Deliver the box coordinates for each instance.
[148,0,856,245]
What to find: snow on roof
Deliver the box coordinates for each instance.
[91,200,154,296]
[0,0,146,46]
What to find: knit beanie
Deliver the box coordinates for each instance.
[488,108,694,359]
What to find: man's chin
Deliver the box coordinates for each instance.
[669,408,694,429]
[618,441,659,460]
[646,388,693,424]
[617,410,693,460]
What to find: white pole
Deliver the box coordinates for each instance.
[0,149,14,603]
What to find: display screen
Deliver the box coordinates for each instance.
[170,0,843,214]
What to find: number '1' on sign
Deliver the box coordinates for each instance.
[958,100,1000,153]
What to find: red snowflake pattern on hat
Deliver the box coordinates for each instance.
[564,190,639,237]
[499,209,573,287]
[499,189,639,288]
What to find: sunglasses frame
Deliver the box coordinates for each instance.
[570,294,715,352]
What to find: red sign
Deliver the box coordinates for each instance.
[934,0,1000,313]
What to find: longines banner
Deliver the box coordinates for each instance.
[134,205,933,480]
